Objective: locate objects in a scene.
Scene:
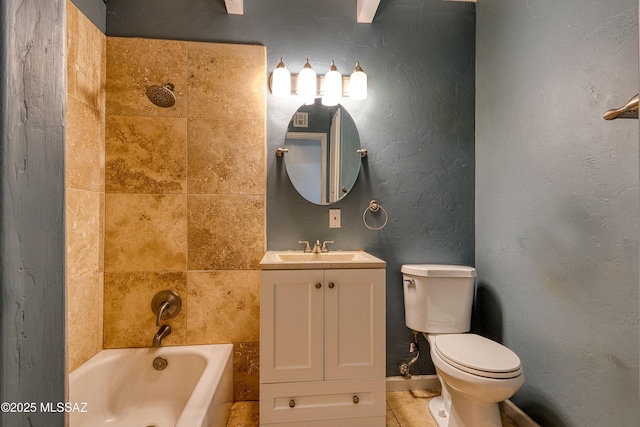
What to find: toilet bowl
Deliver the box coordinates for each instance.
[401,264,524,427]
[427,334,524,427]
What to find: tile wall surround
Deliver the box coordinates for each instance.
[65,4,266,400]
[104,37,266,401]
[65,0,106,373]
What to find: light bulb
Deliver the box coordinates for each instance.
[271,57,291,97]
[298,59,317,103]
[322,60,342,106]
[349,61,367,100]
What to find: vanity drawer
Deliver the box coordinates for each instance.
[260,379,385,425]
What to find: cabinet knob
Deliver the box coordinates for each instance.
[289,399,296,408]
[315,282,322,289]
[328,282,335,289]
[353,395,359,404]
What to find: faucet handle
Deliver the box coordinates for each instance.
[156,301,170,327]
[298,240,311,252]
[321,240,334,252]
[151,290,181,326]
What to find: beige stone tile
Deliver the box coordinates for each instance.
[66,0,78,97]
[226,401,259,427]
[187,42,265,120]
[104,271,187,348]
[106,116,187,193]
[187,118,265,195]
[67,272,103,372]
[106,37,187,117]
[66,96,104,192]
[187,195,265,270]
[501,411,519,427]
[99,192,105,273]
[67,0,105,110]
[186,271,260,344]
[232,341,260,402]
[386,400,402,427]
[105,194,187,272]
[386,390,440,427]
[66,188,102,279]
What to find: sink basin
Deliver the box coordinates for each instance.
[276,253,360,262]
[260,250,386,270]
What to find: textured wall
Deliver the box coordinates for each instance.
[0,0,66,425]
[106,0,476,377]
[476,0,639,426]
[103,37,265,401]
[66,0,106,372]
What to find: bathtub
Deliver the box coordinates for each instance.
[69,344,233,427]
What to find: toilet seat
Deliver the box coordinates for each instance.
[433,334,522,379]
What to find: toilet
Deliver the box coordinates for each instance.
[401,264,524,427]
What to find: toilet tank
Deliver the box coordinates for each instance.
[402,264,476,333]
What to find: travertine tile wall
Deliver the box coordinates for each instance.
[104,37,265,400]
[65,0,106,373]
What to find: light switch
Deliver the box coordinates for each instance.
[329,209,341,228]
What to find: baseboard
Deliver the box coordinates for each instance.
[500,400,541,427]
[386,375,441,391]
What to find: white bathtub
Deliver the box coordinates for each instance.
[69,344,233,427]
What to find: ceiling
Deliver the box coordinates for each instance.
[224,0,381,22]
[223,0,476,24]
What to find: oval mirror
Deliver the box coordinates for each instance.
[284,100,362,205]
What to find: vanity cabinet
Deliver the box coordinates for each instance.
[260,268,386,426]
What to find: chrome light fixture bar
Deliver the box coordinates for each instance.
[270,58,368,102]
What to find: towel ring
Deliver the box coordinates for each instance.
[363,200,388,230]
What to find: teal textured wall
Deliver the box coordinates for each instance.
[476,0,639,425]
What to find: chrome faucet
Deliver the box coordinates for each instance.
[153,325,171,347]
[299,240,334,253]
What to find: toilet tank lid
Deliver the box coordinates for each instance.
[401,264,476,277]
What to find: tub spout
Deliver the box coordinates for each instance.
[153,325,171,347]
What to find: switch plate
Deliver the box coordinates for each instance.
[329,209,341,228]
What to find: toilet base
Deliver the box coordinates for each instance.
[428,393,503,427]
[428,396,448,427]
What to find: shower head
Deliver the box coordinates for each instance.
[145,83,176,108]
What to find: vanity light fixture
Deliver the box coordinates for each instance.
[322,60,342,106]
[269,59,368,102]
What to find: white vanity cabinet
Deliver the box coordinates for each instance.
[259,266,386,426]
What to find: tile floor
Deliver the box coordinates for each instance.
[226,390,520,426]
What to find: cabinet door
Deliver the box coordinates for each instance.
[324,269,386,380]
[261,270,324,383]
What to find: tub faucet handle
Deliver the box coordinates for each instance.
[156,301,170,327]
[151,290,182,327]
